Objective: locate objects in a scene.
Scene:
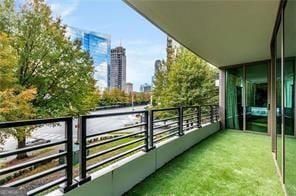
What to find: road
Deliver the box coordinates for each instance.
[0,105,147,152]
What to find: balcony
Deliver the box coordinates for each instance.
[126,130,283,196]
[0,105,222,195]
[0,103,287,196]
[67,130,284,196]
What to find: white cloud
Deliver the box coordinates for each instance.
[47,0,80,18]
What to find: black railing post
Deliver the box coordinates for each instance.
[60,117,77,193]
[143,111,149,152]
[178,107,184,136]
[215,105,219,122]
[78,116,91,185]
[197,106,202,128]
[210,105,214,123]
[148,110,155,149]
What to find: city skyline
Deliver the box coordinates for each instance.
[45,0,166,90]
[67,26,111,89]
[109,46,127,90]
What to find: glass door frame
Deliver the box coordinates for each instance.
[270,0,287,183]
[225,61,271,133]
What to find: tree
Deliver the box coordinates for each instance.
[0,32,37,157]
[153,48,218,108]
[99,88,151,106]
[100,88,129,106]
[0,0,99,158]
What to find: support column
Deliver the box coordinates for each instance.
[219,69,226,129]
[271,44,277,153]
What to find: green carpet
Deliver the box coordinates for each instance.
[285,137,296,195]
[126,130,284,196]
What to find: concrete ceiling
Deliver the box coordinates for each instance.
[124,0,280,68]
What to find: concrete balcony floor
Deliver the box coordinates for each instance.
[126,130,284,196]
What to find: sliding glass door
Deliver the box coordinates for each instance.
[283,1,296,194]
[272,1,296,193]
[225,63,268,133]
[226,67,244,130]
[245,64,268,133]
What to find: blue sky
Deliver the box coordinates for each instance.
[45,0,166,91]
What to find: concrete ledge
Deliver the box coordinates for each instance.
[113,150,156,195]
[67,172,112,196]
[60,122,221,196]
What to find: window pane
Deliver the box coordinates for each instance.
[226,67,243,130]
[284,1,296,194]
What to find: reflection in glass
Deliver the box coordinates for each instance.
[284,1,296,194]
[276,18,282,173]
[226,67,243,130]
[245,64,268,132]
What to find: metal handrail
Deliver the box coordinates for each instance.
[0,151,67,175]
[86,145,145,172]
[153,121,179,130]
[78,110,149,184]
[87,137,145,160]
[0,117,76,194]
[86,123,146,138]
[153,126,179,137]
[0,140,67,158]
[0,104,219,195]
[153,116,179,123]
[151,107,179,112]
[86,131,145,149]
[0,117,72,128]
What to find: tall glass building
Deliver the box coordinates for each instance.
[67,26,111,89]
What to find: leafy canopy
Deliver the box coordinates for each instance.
[153,48,218,108]
[0,0,99,150]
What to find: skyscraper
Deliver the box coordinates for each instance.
[152,59,162,88]
[167,36,181,63]
[140,83,152,92]
[109,46,126,90]
[154,60,161,74]
[66,26,111,89]
[125,82,133,94]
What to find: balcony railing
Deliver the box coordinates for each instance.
[0,117,76,195]
[0,105,219,195]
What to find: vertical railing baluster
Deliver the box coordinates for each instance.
[144,111,149,152]
[196,107,199,128]
[216,105,219,122]
[148,110,155,149]
[178,107,184,136]
[60,117,77,193]
[78,116,91,185]
[198,106,202,128]
[210,105,214,123]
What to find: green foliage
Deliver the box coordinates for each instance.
[153,48,218,108]
[0,0,99,153]
[99,88,150,106]
[0,0,99,118]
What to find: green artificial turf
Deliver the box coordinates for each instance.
[126,130,284,196]
[285,136,296,195]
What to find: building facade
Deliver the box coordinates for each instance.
[166,36,181,63]
[154,59,161,74]
[140,83,152,92]
[125,82,133,94]
[109,46,127,90]
[152,59,162,87]
[67,27,111,89]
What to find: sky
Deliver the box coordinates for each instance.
[45,0,167,91]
